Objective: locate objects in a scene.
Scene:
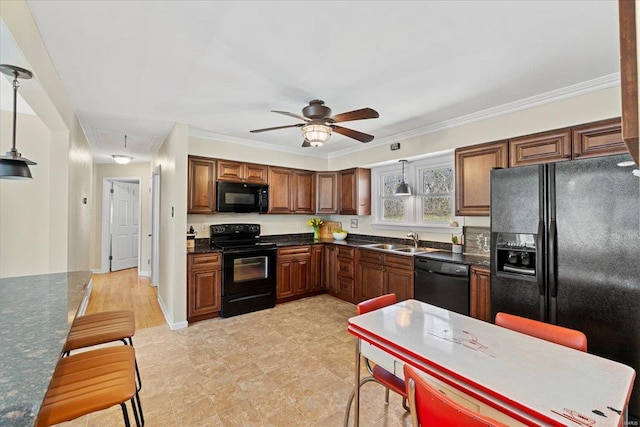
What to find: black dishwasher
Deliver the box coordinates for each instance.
[414,258,470,316]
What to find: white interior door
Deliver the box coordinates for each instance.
[110,181,139,271]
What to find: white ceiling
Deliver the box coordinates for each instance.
[7,1,623,163]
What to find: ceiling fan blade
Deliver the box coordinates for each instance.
[330,108,379,123]
[301,139,311,148]
[271,110,311,122]
[332,125,375,143]
[250,123,304,133]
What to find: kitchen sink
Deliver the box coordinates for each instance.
[361,243,442,255]
[364,243,407,250]
[394,247,428,253]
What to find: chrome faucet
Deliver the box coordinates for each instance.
[407,231,419,248]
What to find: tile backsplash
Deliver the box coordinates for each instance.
[463,226,490,256]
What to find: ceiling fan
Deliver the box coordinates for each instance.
[250,100,379,147]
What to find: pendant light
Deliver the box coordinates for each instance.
[394,159,411,195]
[112,134,133,164]
[0,64,37,179]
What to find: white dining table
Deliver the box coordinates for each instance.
[347,299,635,427]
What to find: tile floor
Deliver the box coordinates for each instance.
[62,295,413,426]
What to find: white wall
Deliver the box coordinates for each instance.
[90,162,151,274]
[1,0,94,278]
[153,123,188,329]
[0,112,52,277]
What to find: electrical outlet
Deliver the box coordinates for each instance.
[202,223,208,231]
[350,219,358,228]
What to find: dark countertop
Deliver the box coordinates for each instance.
[188,235,490,267]
[0,271,92,427]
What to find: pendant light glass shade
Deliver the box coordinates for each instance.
[394,159,411,195]
[301,124,332,147]
[0,64,36,179]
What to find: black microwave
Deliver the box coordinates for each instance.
[216,181,269,213]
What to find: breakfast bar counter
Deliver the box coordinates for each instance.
[348,299,635,426]
[0,271,92,426]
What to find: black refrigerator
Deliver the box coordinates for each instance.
[490,153,640,418]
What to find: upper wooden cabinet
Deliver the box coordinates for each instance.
[293,169,316,214]
[509,129,572,167]
[216,160,268,184]
[187,156,216,214]
[618,0,639,165]
[509,120,627,167]
[316,172,339,214]
[267,167,315,214]
[339,168,371,215]
[571,118,626,159]
[455,141,508,216]
[268,166,294,213]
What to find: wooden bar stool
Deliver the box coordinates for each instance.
[36,346,144,426]
[62,310,142,391]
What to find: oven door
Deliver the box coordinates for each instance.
[222,247,277,296]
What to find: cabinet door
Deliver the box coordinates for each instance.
[509,129,572,167]
[187,156,216,214]
[339,168,371,215]
[384,266,414,302]
[455,141,508,216]
[293,258,310,295]
[244,163,268,184]
[187,253,222,322]
[323,244,337,293]
[216,160,244,182]
[309,245,323,291]
[618,0,639,165]
[316,172,339,214]
[470,267,491,322]
[572,118,627,159]
[293,170,316,214]
[358,262,384,302]
[277,258,295,299]
[268,167,294,213]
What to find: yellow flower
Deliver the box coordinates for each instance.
[307,218,324,227]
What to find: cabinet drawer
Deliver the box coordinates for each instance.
[337,258,355,277]
[384,253,414,269]
[359,249,383,264]
[278,246,311,257]
[337,277,356,299]
[337,246,355,259]
[189,253,221,266]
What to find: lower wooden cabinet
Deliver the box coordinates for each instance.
[470,266,491,322]
[309,245,323,292]
[335,246,357,303]
[187,253,222,323]
[323,244,338,294]
[357,249,414,303]
[277,245,323,301]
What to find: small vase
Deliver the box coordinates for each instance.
[313,227,320,241]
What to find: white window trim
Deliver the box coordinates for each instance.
[372,151,463,234]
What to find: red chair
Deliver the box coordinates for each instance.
[404,364,509,427]
[344,294,408,427]
[495,312,587,352]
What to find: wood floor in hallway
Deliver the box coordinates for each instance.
[85,268,166,329]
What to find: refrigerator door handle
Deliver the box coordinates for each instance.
[548,219,558,299]
[536,219,546,320]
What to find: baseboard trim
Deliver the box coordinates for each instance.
[157,293,187,330]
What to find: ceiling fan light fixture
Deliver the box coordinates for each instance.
[301,124,332,147]
[112,154,133,165]
[0,64,37,180]
[394,159,412,196]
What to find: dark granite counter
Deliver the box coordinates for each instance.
[0,271,92,426]
[187,234,490,267]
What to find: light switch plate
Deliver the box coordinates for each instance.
[350,219,358,228]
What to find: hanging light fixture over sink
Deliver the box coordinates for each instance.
[394,159,411,195]
[0,64,37,179]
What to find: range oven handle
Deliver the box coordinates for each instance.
[228,292,272,303]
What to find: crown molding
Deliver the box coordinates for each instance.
[328,73,621,159]
[188,127,327,159]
